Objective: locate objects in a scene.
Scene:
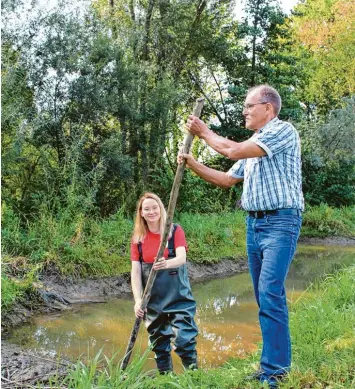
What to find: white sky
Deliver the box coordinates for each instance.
[234,0,301,20]
[5,0,301,31]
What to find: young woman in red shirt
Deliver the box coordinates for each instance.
[130,192,198,374]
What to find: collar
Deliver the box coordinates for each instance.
[258,117,279,134]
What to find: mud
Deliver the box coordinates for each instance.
[299,236,355,246]
[1,342,71,388]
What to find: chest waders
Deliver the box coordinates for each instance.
[138,224,198,373]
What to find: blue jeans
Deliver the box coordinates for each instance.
[246,211,302,386]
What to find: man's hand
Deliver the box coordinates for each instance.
[186,115,209,137]
[152,257,169,271]
[177,152,196,168]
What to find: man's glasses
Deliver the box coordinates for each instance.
[243,102,268,111]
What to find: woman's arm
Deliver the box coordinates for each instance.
[131,261,145,318]
[152,246,187,270]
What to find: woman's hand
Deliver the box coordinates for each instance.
[152,257,169,271]
[134,300,146,319]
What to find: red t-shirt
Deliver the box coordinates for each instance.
[130,225,187,263]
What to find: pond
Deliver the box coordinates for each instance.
[5,245,355,372]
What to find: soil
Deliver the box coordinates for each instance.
[299,236,355,246]
[1,343,71,389]
[2,236,354,387]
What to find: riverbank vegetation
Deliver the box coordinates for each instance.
[2,205,355,315]
[31,265,355,388]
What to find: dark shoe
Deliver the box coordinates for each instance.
[181,358,198,370]
[156,355,173,374]
[245,370,285,387]
[245,369,264,381]
[260,373,286,388]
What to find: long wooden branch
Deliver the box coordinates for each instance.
[120,97,204,370]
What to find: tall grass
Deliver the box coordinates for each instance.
[302,204,355,237]
[58,348,157,389]
[2,206,133,277]
[178,211,246,262]
[1,275,26,311]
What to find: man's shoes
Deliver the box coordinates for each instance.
[245,369,264,381]
[245,369,286,387]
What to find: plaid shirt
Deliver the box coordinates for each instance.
[228,118,304,211]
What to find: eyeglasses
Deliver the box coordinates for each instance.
[243,102,268,111]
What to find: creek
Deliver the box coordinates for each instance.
[5,245,355,372]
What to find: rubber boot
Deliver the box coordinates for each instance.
[181,356,198,370]
[156,354,173,374]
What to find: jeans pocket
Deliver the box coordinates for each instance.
[266,215,296,227]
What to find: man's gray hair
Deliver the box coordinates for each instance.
[248,85,282,115]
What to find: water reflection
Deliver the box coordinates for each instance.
[6,246,355,371]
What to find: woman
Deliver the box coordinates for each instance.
[130,192,198,374]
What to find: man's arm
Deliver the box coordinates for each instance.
[186,116,266,160]
[178,153,242,188]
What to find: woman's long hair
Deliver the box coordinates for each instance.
[132,192,171,243]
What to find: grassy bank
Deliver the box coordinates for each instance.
[2,204,355,313]
[37,265,355,388]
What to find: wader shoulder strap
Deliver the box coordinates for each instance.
[138,241,143,263]
[168,224,178,258]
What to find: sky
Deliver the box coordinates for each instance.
[5,0,301,32]
[234,0,300,20]
[26,0,302,19]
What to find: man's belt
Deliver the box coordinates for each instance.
[248,208,301,218]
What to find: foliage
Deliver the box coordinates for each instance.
[291,0,355,114]
[1,205,133,278]
[299,96,355,206]
[2,0,354,231]
[1,275,26,312]
[60,348,155,388]
[178,211,246,262]
[302,204,355,237]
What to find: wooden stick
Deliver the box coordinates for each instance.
[120,97,204,370]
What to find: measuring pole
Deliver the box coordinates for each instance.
[120,97,204,370]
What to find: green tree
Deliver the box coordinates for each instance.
[300,96,355,206]
[291,0,355,114]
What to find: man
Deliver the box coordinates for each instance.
[178,85,304,388]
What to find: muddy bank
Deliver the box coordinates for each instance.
[299,236,355,246]
[37,257,249,304]
[1,343,71,389]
